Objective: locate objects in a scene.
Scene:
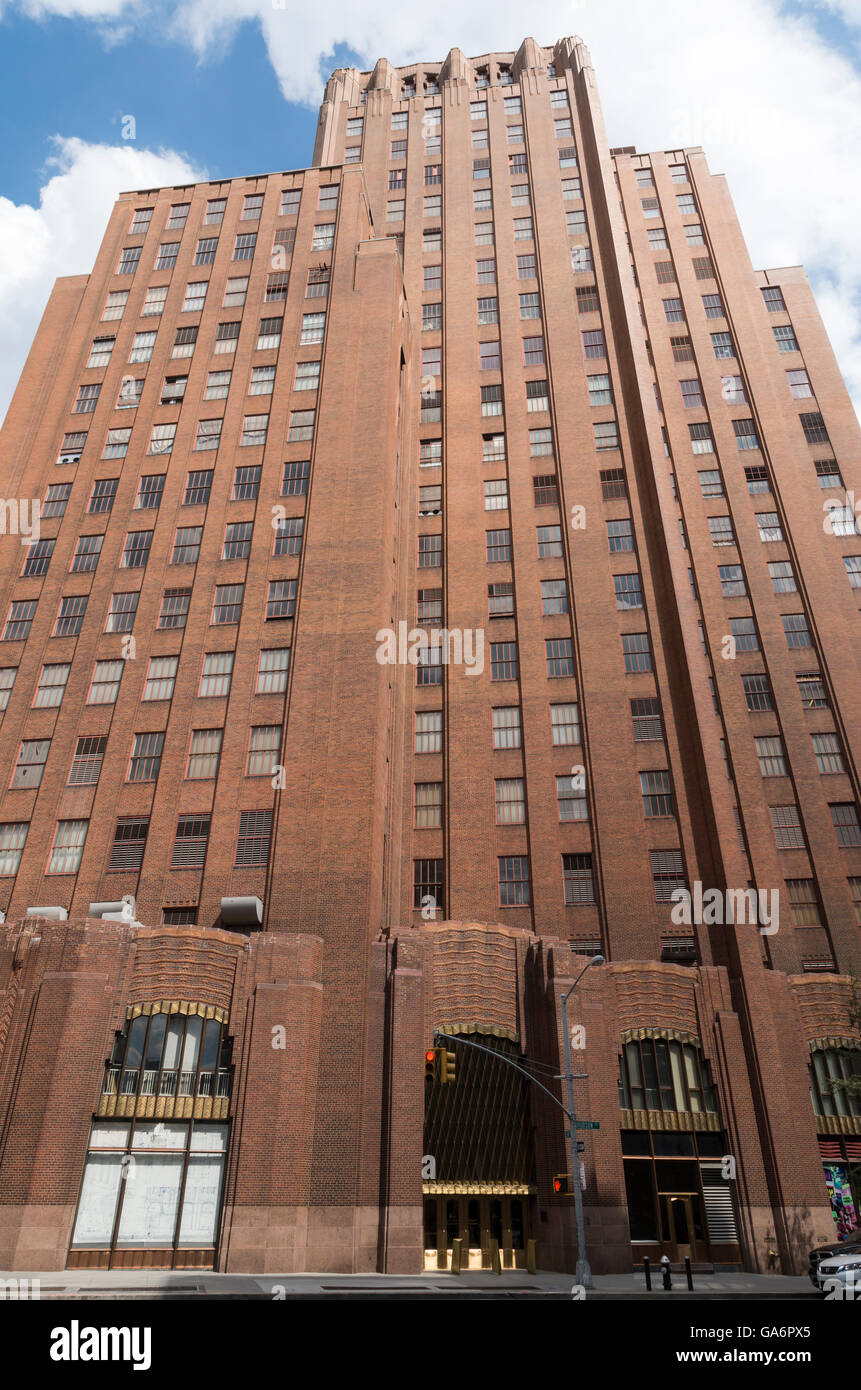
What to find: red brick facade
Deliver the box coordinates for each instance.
[0,36,858,1274]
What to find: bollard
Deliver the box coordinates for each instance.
[661,1254,672,1290]
[451,1237,462,1274]
[490,1238,501,1274]
[684,1255,694,1291]
[643,1256,651,1291]
[526,1238,537,1275]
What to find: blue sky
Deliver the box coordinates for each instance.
[0,0,859,424]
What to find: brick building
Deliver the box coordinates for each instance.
[0,35,859,1276]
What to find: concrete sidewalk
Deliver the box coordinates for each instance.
[1,1269,818,1299]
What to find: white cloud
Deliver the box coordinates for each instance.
[1,0,860,419]
[0,137,204,428]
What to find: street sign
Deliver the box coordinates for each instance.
[575,1120,599,1130]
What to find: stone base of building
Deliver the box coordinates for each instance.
[0,916,854,1276]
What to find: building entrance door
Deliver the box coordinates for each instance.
[423,1195,528,1269]
[660,1193,708,1262]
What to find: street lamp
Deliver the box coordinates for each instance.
[560,951,604,1289]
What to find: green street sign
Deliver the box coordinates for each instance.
[575,1120,600,1130]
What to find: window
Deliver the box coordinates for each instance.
[120,530,152,570]
[474,157,491,180]
[540,579,567,615]
[631,697,662,741]
[88,659,123,705]
[69,534,103,574]
[423,228,441,254]
[698,469,723,498]
[11,739,49,789]
[477,297,498,326]
[647,228,668,250]
[0,822,28,876]
[222,521,253,561]
[417,588,443,622]
[582,329,605,359]
[172,526,202,565]
[107,816,150,872]
[545,638,573,678]
[424,195,442,217]
[420,440,442,469]
[416,647,441,686]
[800,412,829,444]
[761,286,786,312]
[679,379,703,409]
[87,335,115,368]
[74,383,100,414]
[235,809,272,867]
[571,246,592,273]
[273,517,303,557]
[700,293,724,319]
[266,579,297,620]
[49,819,88,874]
[212,584,243,625]
[68,736,106,787]
[744,465,770,494]
[732,418,758,451]
[485,528,510,564]
[418,534,442,569]
[292,360,320,393]
[640,770,673,817]
[499,856,530,907]
[158,589,190,630]
[246,726,281,778]
[563,854,595,905]
[797,672,827,708]
[782,613,811,648]
[577,287,600,315]
[535,525,561,559]
[117,246,142,275]
[408,782,441,832]
[769,560,797,593]
[3,600,36,642]
[53,594,87,637]
[306,266,330,298]
[755,511,782,543]
[851,880,861,925]
[614,573,643,610]
[490,642,518,681]
[21,537,54,577]
[655,261,675,283]
[831,803,861,847]
[812,732,843,774]
[755,735,786,777]
[492,707,521,750]
[558,146,578,169]
[143,656,179,702]
[0,668,15,710]
[607,518,633,552]
[205,198,226,224]
[557,774,587,822]
[530,427,553,457]
[104,592,137,634]
[102,290,128,320]
[240,415,268,447]
[513,217,533,240]
[128,732,164,783]
[844,556,861,588]
[773,324,798,352]
[289,410,315,441]
[481,383,503,417]
[521,336,545,367]
[708,516,735,547]
[256,648,291,694]
[770,804,804,850]
[786,368,813,399]
[476,258,496,285]
[171,328,197,360]
[651,849,685,901]
[170,815,211,870]
[622,633,652,673]
[221,278,248,311]
[729,616,757,651]
[265,273,289,303]
[484,480,508,512]
[155,242,180,272]
[533,474,559,507]
[742,673,772,711]
[692,256,715,280]
[33,663,69,709]
[185,729,222,781]
[814,459,842,489]
[506,126,523,146]
[415,711,443,755]
[588,374,612,407]
[600,468,626,500]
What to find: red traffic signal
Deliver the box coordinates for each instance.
[425,1049,438,1080]
[553,1173,572,1195]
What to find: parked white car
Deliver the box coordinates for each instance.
[816,1250,861,1297]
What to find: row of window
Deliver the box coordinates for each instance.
[104,265,326,324]
[0,808,273,877]
[717,552,861,597]
[3,646,289,712]
[17,515,304,580]
[410,633,654,684]
[412,699,662,751]
[1,578,295,646]
[70,401,315,445]
[411,770,673,826]
[87,322,323,373]
[126,185,329,241]
[412,848,686,910]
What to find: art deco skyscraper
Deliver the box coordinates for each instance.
[0,37,858,1276]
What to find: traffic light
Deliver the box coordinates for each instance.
[439,1049,456,1085]
[553,1173,572,1195]
[425,1048,439,1081]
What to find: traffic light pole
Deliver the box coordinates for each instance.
[561,979,592,1290]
